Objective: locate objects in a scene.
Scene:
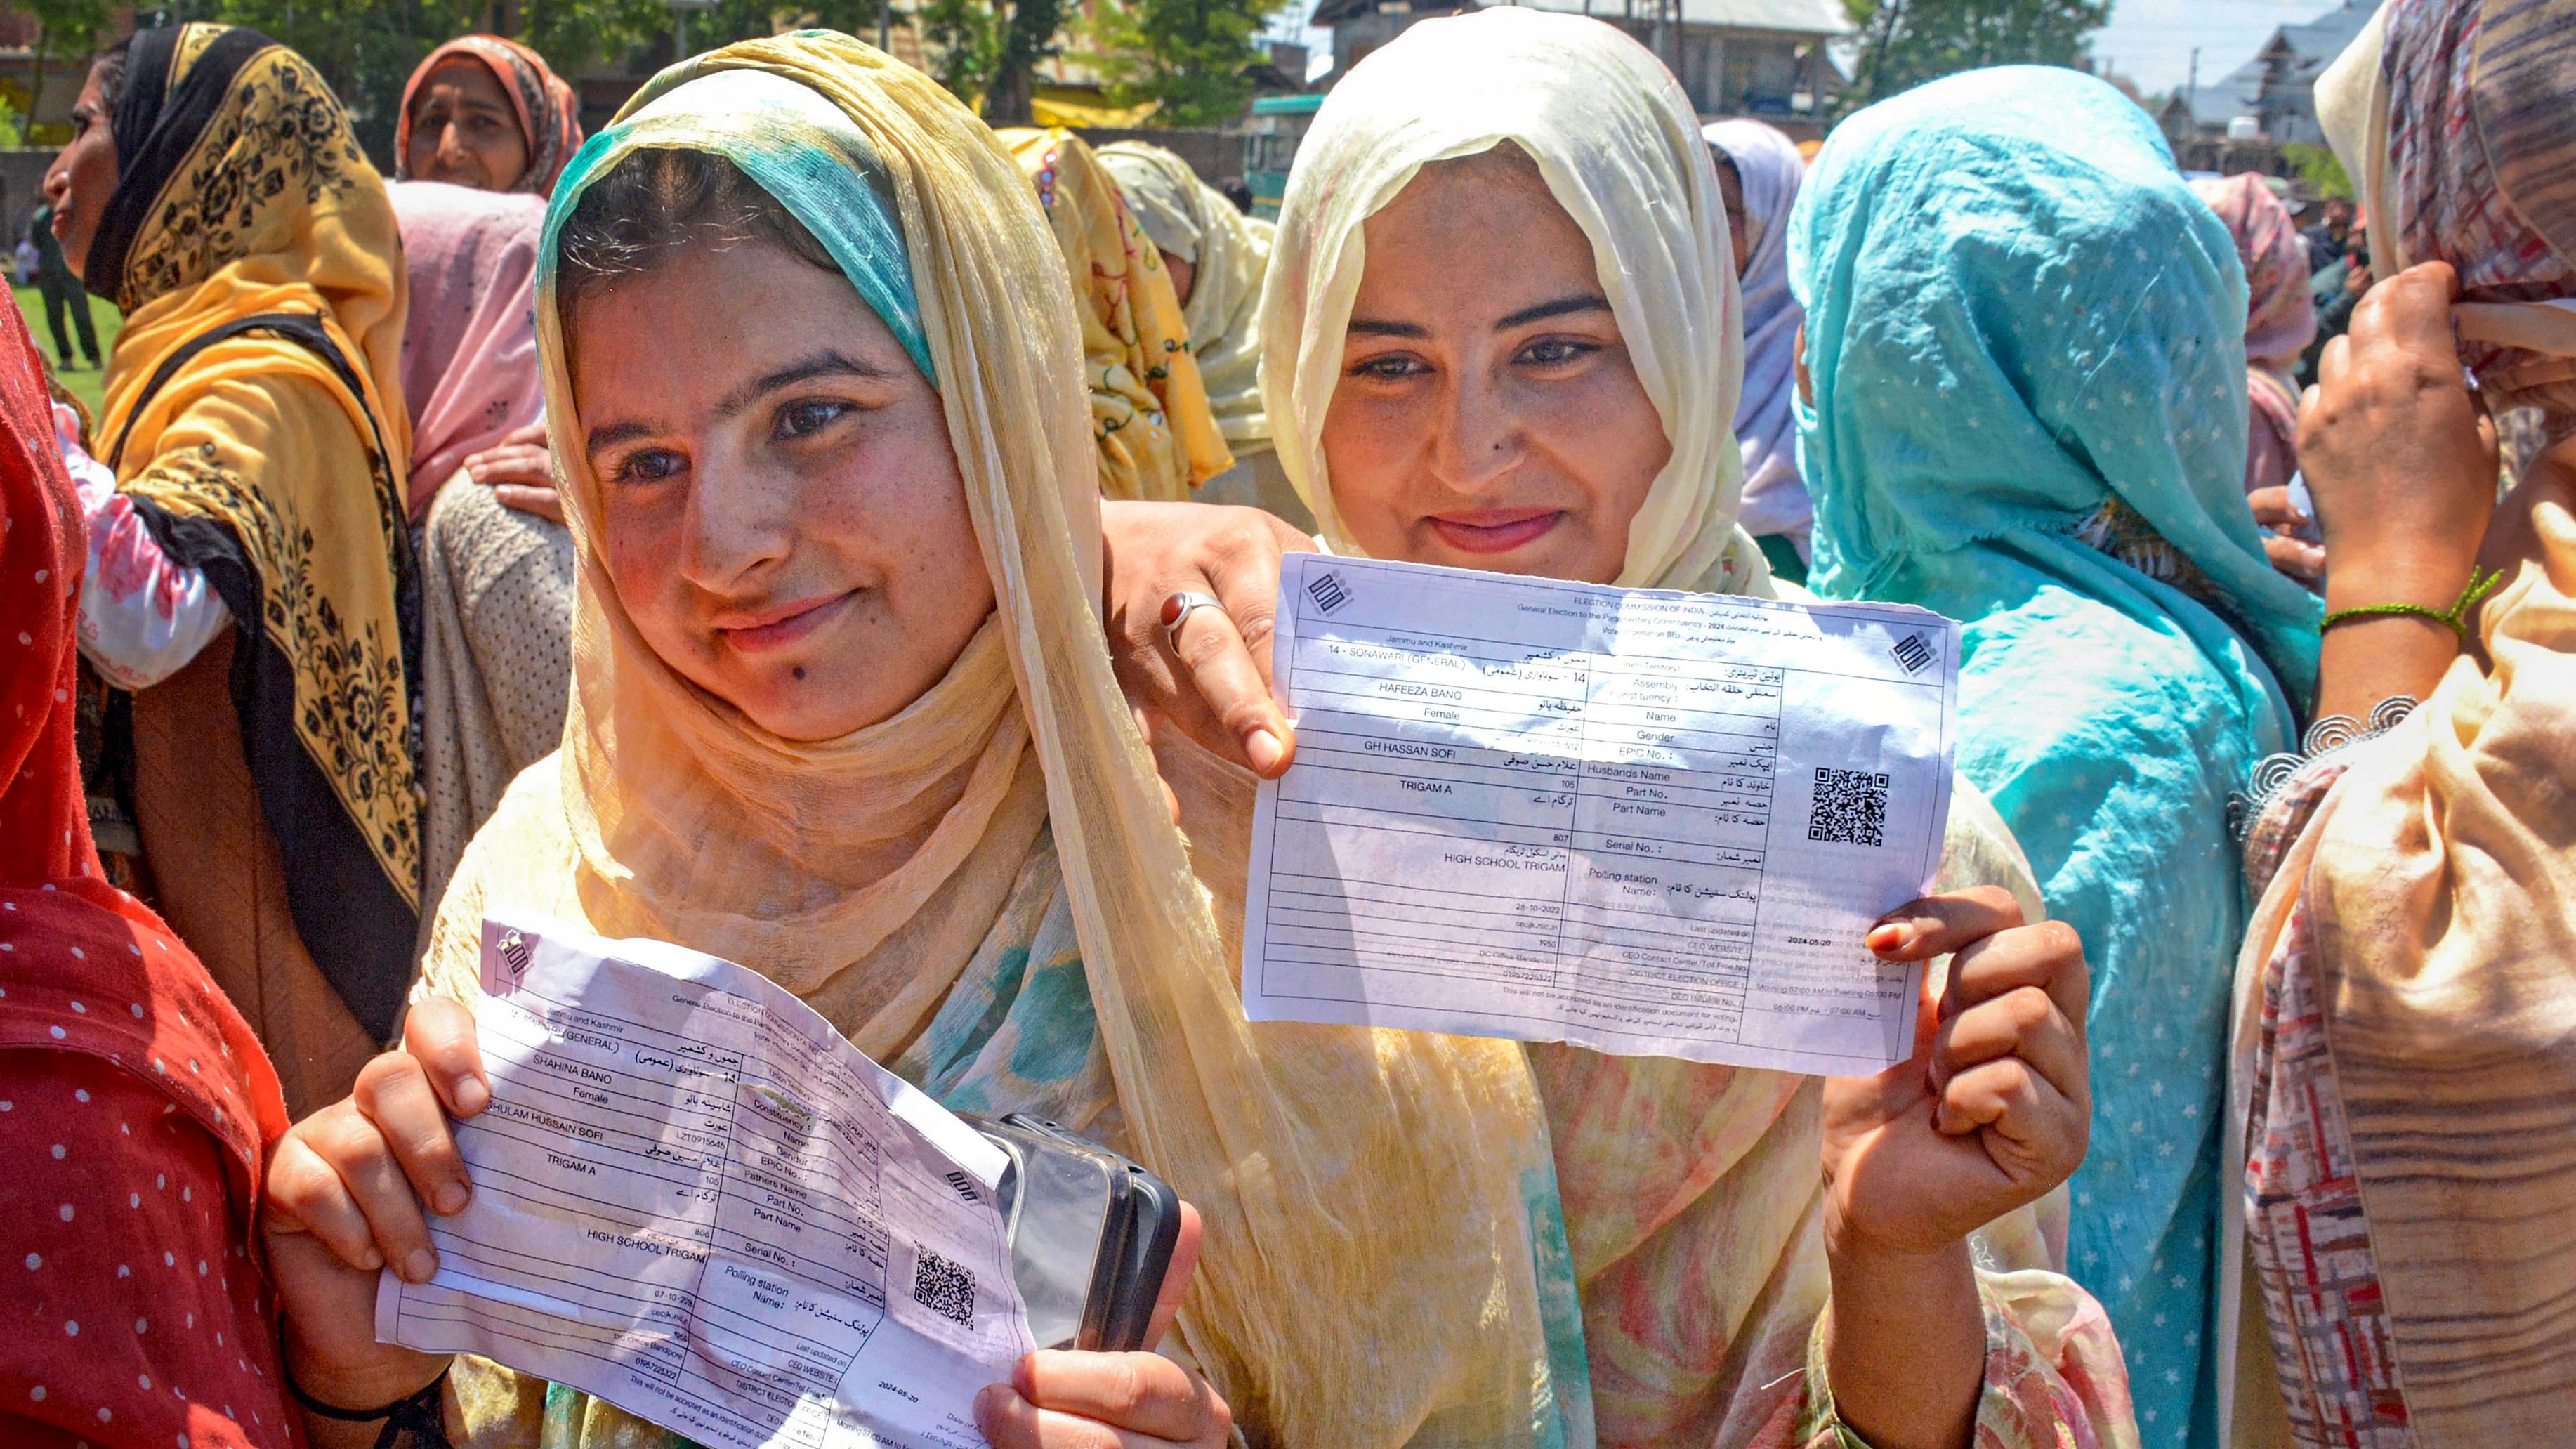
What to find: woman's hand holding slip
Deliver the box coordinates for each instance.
[263,997,487,1443]
[263,997,1231,1448]
[1817,889,2091,1449]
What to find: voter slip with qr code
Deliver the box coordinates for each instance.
[1242,553,1963,1075]
[379,914,1034,1449]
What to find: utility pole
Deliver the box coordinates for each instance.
[2186,46,2199,112]
[879,0,893,51]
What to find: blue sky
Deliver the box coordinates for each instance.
[2091,0,2360,94]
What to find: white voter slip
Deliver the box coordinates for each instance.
[379,914,1032,1449]
[1243,553,1961,1075]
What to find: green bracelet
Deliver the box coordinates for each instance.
[2320,564,2506,641]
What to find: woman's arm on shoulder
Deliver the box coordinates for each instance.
[1100,499,1313,778]
[60,400,229,688]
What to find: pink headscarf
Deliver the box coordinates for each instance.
[390,179,546,521]
[2192,174,2317,497]
[396,34,586,197]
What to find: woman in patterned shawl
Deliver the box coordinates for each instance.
[1096,140,1310,527]
[2224,2,2576,1443]
[39,24,418,1117]
[1792,66,2320,1448]
[397,34,585,197]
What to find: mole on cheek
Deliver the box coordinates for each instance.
[793,666,808,681]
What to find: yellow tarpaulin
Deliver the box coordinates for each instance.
[1030,88,1161,127]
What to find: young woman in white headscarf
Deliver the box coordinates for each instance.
[1096,12,2136,1448]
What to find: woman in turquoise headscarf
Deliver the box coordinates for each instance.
[1791,67,2321,1449]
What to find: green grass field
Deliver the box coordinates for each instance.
[9,283,122,417]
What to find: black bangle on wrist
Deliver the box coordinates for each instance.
[283,1354,454,1449]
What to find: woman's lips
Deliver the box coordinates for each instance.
[1426,509,1564,555]
[714,590,855,654]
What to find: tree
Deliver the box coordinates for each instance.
[20,0,116,144]
[2280,141,2353,202]
[178,0,676,162]
[1840,0,2112,113]
[916,0,1064,122]
[1075,0,1284,128]
[187,0,980,152]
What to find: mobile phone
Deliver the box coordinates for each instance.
[966,1113,1181,1353]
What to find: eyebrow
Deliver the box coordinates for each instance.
[1345,292,1615,341]
[584,350,898,455]
[585,419,653,454]
[1495,294,1613,329]
[713,350,898,421]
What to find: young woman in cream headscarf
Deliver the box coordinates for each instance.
[1095,12,2134,1448]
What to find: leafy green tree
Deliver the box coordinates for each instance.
[2280,141,2353,202]
[1076,0,1282,127]
[161,0,671,162]
[1840,0,2112,112]
[172,0,944,157]
[916,0,1063,122]
[18,0,116,143]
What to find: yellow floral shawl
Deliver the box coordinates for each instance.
[91,23,419,1037]
[1001,127,1232,499]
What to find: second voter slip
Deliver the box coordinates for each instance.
[379,914,1033,1449]
[1244,553,1961,1075]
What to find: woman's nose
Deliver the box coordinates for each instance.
[1424,378,1523,494]
[678,464,796,589]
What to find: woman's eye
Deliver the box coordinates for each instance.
[1353,355,1425,381]
[775,399,854,439]
[1519,339,1599,367]
[612,448,685,485]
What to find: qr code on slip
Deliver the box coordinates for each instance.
[911,1245,976,1326]
[1808,768,1888,847]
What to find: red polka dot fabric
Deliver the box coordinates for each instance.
[0,217,297,1448]
[0,1055,296,1448]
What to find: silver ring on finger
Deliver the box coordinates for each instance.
[1159,590,1225,653]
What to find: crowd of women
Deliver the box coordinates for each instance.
[0,0,2568,1444]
